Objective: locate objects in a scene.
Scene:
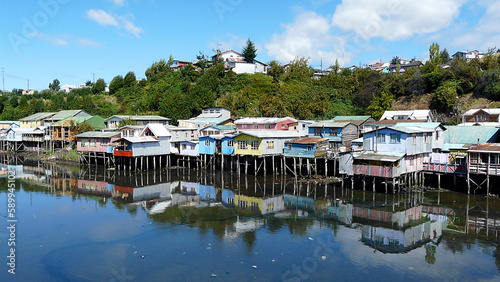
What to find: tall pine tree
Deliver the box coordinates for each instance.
[242,38,257,63]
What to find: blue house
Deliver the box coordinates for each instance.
[283,137,329,158]
[308,121,359,149]
[198,184,217,201]
[179,140,199,156]
[222,189,235,206]
[221,135,235,155]
[199,133,235,155]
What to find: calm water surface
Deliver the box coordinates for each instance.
[1,160,500,281]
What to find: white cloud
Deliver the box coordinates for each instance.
[77,38,104,48]
[265,11,351,66]
[86,9,143,38]
[87,9,120,26]
[29,32,68,46]
[111,0,125,6]
[332,0,467,41]
[119,17,143,38]
[452,1,500,51]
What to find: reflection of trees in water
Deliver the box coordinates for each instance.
[425,244,437,264]
[242,231,257,252]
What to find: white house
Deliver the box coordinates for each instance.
[212,50,267,74]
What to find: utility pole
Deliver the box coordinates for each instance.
[27,79,30,90]
[93,73,95,84]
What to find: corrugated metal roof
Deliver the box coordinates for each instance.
[49,110,88,120]
[463,108,500,116]
[444,126,499,144]
[142,124,171,137]
[20,112,55,121]
[366,120,427,126]
[75,131,121,138]
[285,137,328,144]
[354,151,405,162]
[106,115,170,121]
[365,126,433,134]
[395,122,443,129]
[469,143,500,152]
[52,116,105,129]
[234,117,297,124]
[201,125,236,131]
[332,116,371,121]
[115,136,158,143]
[236,130,302,139]
[308,121,352,128]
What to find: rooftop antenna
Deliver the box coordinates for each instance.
[2,68,4,93]
[27,79,29,91]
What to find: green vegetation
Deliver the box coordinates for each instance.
[1,44,499,124]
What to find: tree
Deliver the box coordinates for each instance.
[145,55,174,81]
[49,79,60,91]
[241,38,257,63]
[85,80,93,86]
[267,60,285,82]
[123,72,137,88]
[366,91,394,120]
[428,42,441,73]
[109,75,124,94]
[92,78,106,94]
[195,51,209,74]
[440,48,450,62]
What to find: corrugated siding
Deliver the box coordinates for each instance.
[341,124,359,143]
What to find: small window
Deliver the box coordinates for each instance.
[287,144,292,150]
[307,145,312,151]
[265,124,271,129]
[182,144,187,150]
[251,140,259,150]
[237,140,248,150]
[266,141,274,149]
[81,139,88,147]
[90,139,96,147]
[205,139,210,146]
[314,128,322,135]
[253,124,258,129]
[227,140,234,147]
[390,133,401,144]
[242,125,247,129]
[329,128,337,136]
[281,124,286,129]
[190,145,196,150]
[377,133,385,143]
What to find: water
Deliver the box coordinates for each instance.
[1,160,500,281]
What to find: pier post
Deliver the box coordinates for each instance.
[254,157,257,176]
[325,158,328,177]
[307,158,310,176]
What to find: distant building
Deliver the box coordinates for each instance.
[452,50,484,61]
[60,84,88,93]
[212,50,267,74]
[22,90,35,95]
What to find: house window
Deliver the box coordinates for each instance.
[265,124,271,129]
[205,139,210,146]
[424,134,429,144]
[250,202,259,211]
[190,145,196,150]
[436,131,439,140]
[409,156,415,166]
[307,145,312,151]
[281,124,286,129]
[182,144,187,150]
[253,124,258,129]
[390,134,401,144]
[100,139,107,146]
[314,128,322,135]
[81,139,88,147]
[242,124,248,129]
[227,140,234,147]
[237,140,248,150]
[377,133,385,143]
[287,144,292,150]
[329,128,337,136]
[266,141,274,149]
[227,198,234,205]
[90,139,96,147]
[251,140,259,150]
[238,200,248,209]
[412,135,417,146]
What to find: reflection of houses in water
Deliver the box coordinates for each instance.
[283,194,315,216]
[361,221,442,253]
[224,218,266,240]
[235,194,285,215]
[222,189,235,207]
[77,179,115,196]
[133,183,172,202]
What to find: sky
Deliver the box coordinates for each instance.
[1,0,499,91]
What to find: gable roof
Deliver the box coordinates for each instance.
[20,112,56,121]
[332,116,371,121]
[308,121,353,128]
[444,126,499,144]
[234,117,297,124]
[235,131,301,139]
[463,108,500,116]
[140,124,171,137]
[380,110,432,121]
[366,126,434,134]
[285,137,328,144]
[48,110,90,121]
[105,115,170,122]
[75,131,121,138]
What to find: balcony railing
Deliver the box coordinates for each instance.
[422,163,467,174]
[468,163,500,175]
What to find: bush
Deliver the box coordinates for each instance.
[475,69,500,100]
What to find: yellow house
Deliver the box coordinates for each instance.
[235,194,263,213]
[19,112,55,128]
[234,131,301,156]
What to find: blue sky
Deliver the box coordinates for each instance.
[1,0,499,91]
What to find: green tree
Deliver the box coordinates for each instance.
[124,72,137,88]
[431,81,461,112]
[440,48,450,62]
[92,78,106,94]
[428,42,441,73]
[109,75,124,94]
[195,51,209,74]
[49,79,60,91]
[241,38,257,63]
[145,56,174,81]
[366,91,394,120]
[267,60,285,82]
[284,57,314,82]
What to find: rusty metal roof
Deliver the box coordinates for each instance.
[469,143,500,152]
[285,137,328,144]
